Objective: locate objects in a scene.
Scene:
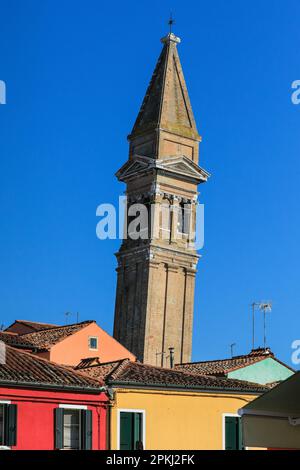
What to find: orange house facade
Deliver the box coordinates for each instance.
[2,320,135,366]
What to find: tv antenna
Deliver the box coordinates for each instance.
[156,350,166,367]
[251,302,260,349]
[64,311,72,325]
[259,302,272,349]
[250,301,272,350]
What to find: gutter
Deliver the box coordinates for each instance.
[239,408,300,421]
[0,379,107,394]
[107,381,266,395]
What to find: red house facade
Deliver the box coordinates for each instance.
[0,345,109,450]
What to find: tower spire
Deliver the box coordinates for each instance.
[128,29,200,159]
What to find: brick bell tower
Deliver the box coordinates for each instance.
[113,32,209,367]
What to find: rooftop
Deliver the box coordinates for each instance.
[0,344,104,391]
[175,348,294,377]
[5,320,58,332]
[0,331,37,351]
[76,359,270,394]
[0,320,95,351]
[21,320,94,350]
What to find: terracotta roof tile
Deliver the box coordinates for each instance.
[75,359,130,382]
[5,320,58,332]
[19,320,95,350]
[0,332,38,351]
[78,360,269,393]
[76,357,102,369]
[0,344,104,390]
[175,349,286,376]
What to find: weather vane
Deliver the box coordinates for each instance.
[168,13,175,34]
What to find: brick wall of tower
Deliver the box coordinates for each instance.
[113,32,208,367]
[114,253,197,366]
[113,255,150,361]
[143,258,197,367]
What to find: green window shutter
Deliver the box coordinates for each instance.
[238,418,243,450]
[4,404,17,447]
[120,412,143,450]
[120,412,133,450]
[134,413,142,450]
[225,416,238,450]
[81,409,93,450]
[54,408,64,449]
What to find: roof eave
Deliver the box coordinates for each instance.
[0,379,107,394]
[107,380,267,395]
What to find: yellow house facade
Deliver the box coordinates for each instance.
[76,358,269,450]
[110,388,261,450]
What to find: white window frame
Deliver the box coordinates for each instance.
[59,404,87,410]
[117,409,146,451]
[59,404,87,450]
[88,336,98,351]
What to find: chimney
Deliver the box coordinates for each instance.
[169,347,175,369]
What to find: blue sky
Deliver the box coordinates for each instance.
[0,0,299,367]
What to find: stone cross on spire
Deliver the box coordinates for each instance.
[168,13,175,34]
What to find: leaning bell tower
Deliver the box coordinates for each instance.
[113,32,209,366]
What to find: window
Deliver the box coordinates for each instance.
[63,409,80,450]
[119,411,144,450]
[224,416,243,450]
[160,203,172,242]
[0,403,17,447]
[177,202,191,235]
[127,199,150,241]
[54,408,92,450]
[89,336,98,350]
[160,203,171,233]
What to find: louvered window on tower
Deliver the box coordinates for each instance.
[160,203,171,236]
[127,200,150,240]
[177,202,191,235]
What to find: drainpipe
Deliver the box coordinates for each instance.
[106,387,115,450]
